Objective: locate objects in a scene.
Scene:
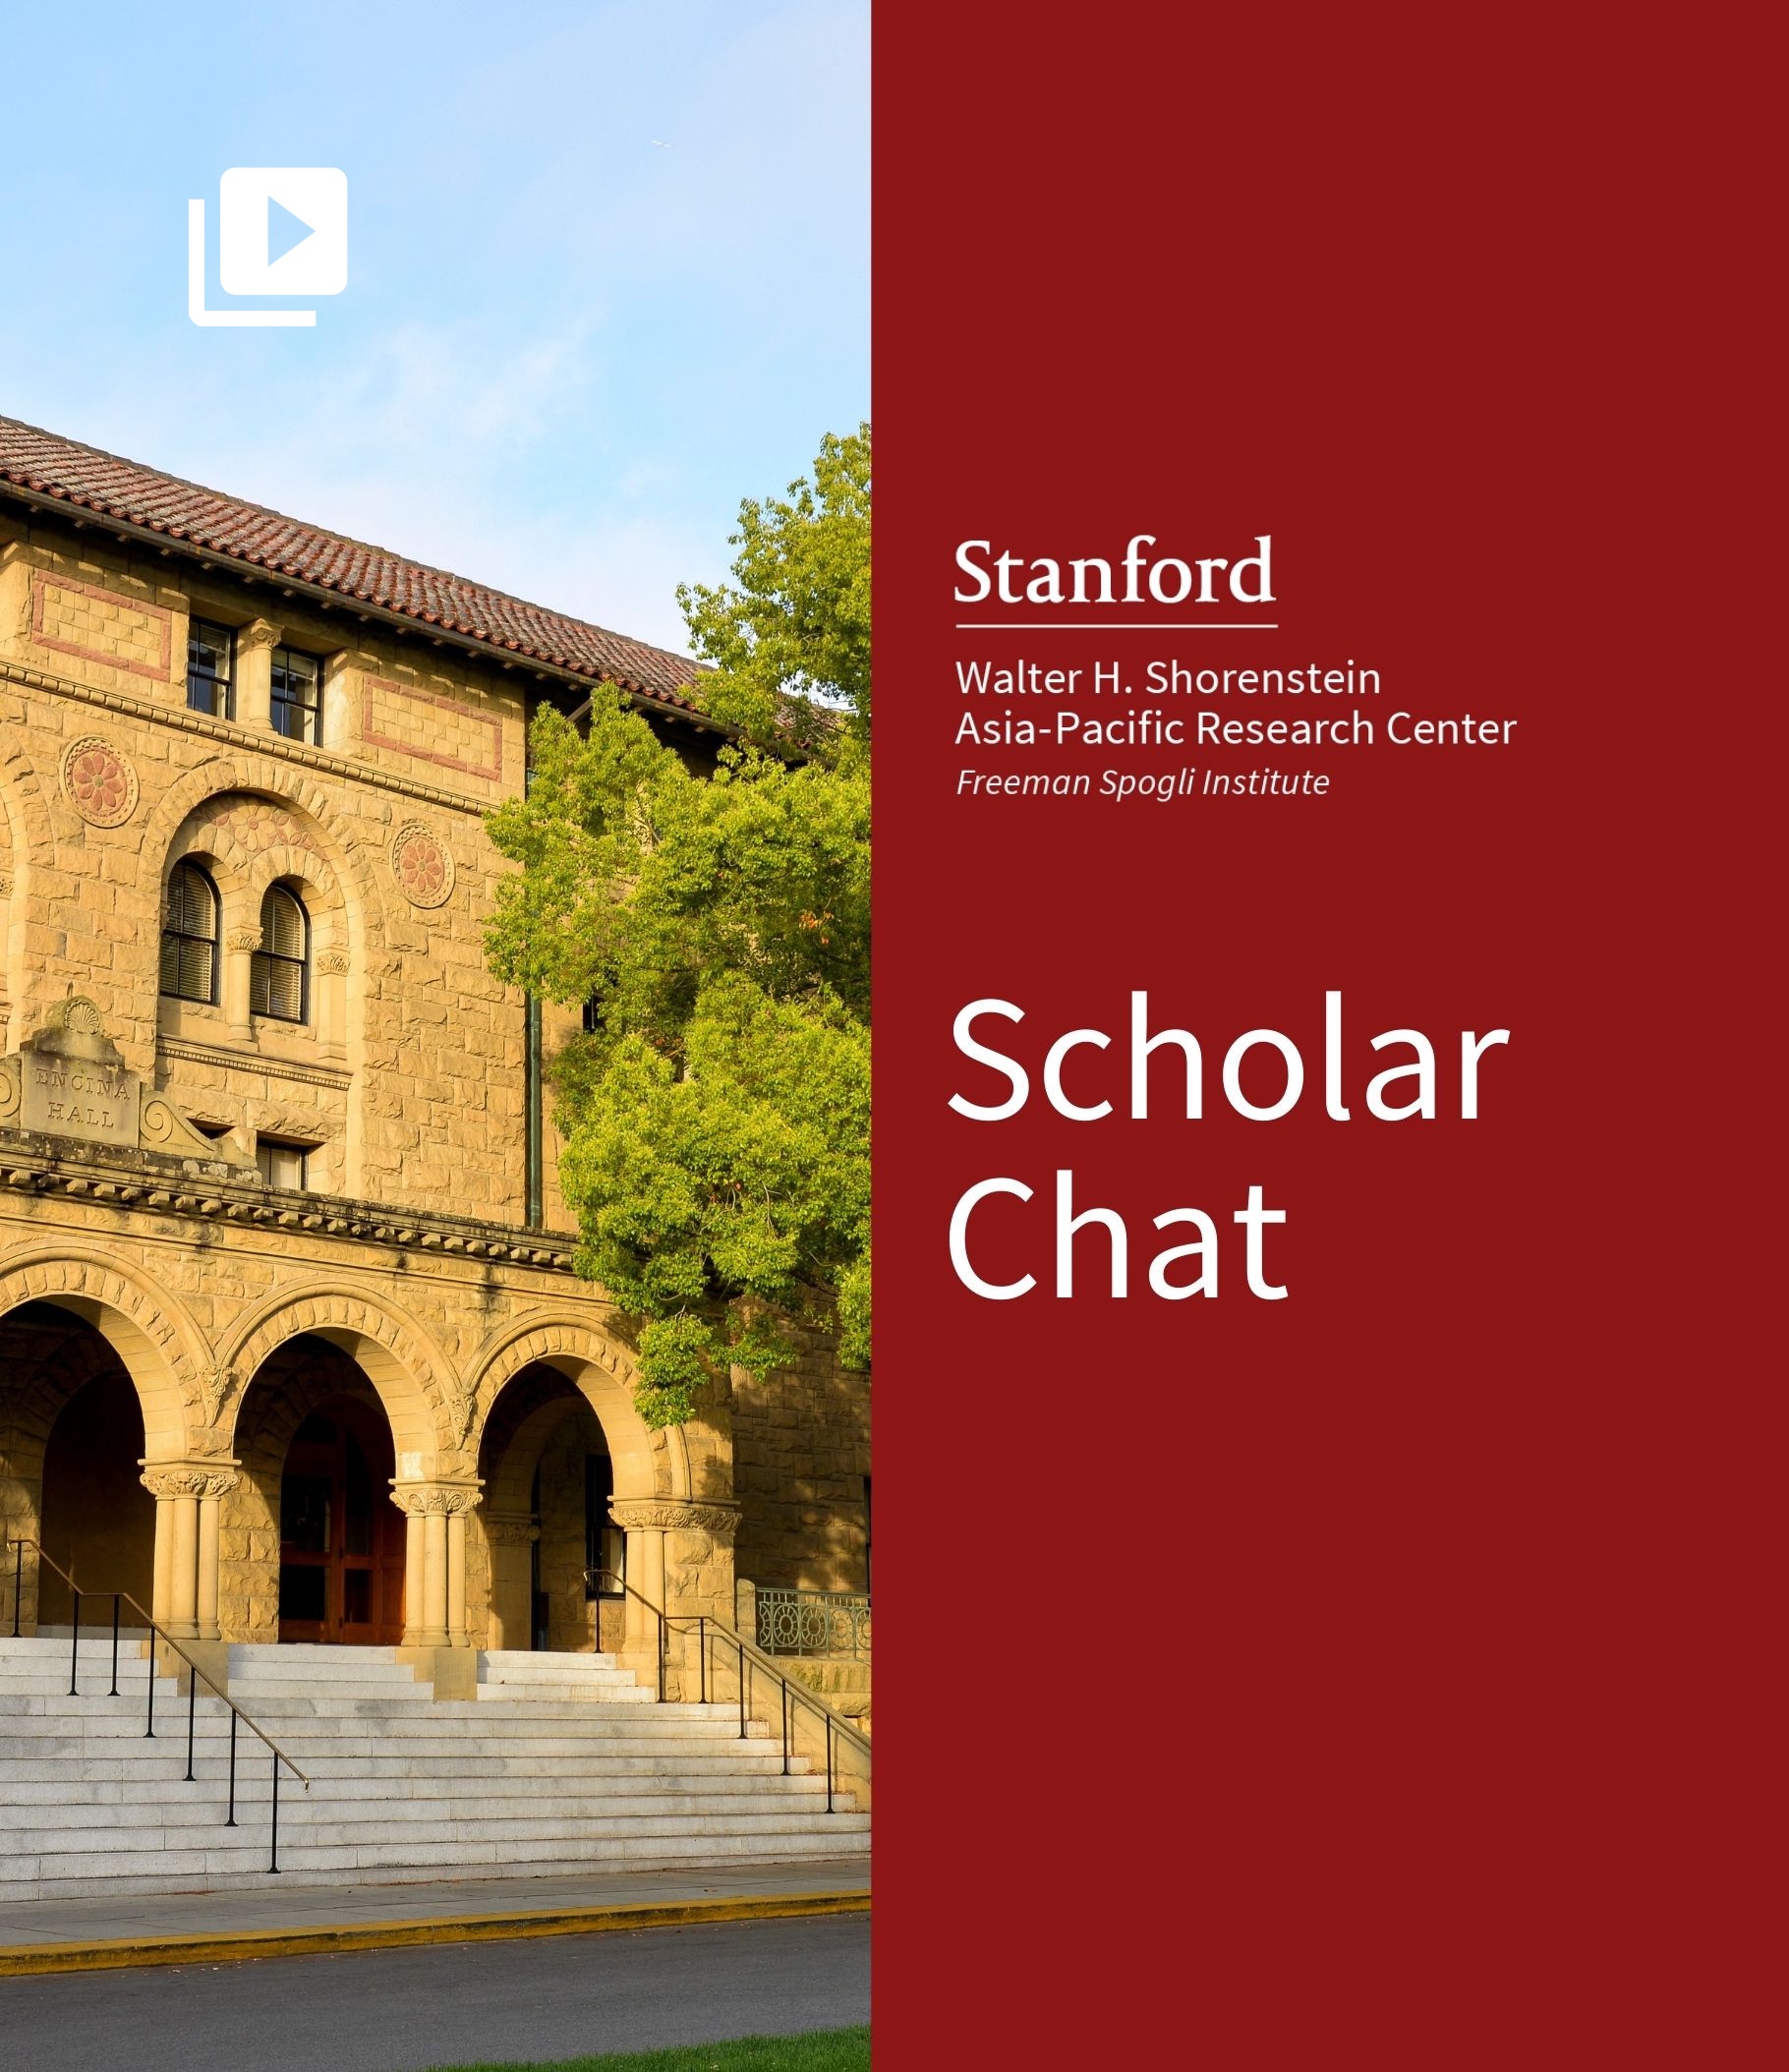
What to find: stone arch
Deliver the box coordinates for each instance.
[465,1314,674,1505]
[481,1390,597,1516]
[216,1281,456,1467]
[247,842,347,955]
[141,753,384,955]
[0,1246,210,1460]
[163,796,350,955]
[223,1334,407,1644]
[0,1302,146,1538]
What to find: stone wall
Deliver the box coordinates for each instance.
[730,1329,871,1594]
[0,492,866,1669]
[0,512,535,1224]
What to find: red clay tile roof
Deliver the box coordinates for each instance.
[0,415,707,712]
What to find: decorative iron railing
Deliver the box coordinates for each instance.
[587,1569,870,1813]
[755,1587,871,1658]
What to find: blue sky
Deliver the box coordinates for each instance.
[0,1,868,656]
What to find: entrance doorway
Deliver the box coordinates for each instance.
[277,1394,405,1644]
[34,1355,154,1627]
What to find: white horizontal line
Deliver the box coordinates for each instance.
[953,622,1279,631]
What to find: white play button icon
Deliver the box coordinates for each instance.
[265,196,317,269]
[218,168,348,297]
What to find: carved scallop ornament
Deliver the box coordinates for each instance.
[390,819,455,908]
[61,736,141,828]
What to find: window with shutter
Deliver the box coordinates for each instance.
[251,884,309,1021]
[159,862,219,1005]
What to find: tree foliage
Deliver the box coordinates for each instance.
[484,429,871,1427]
[677,426,870,756]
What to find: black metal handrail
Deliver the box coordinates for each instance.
[4,1536,309,1872]
[586,1568,868,1815]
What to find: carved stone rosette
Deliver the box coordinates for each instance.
[390,820,455,909]
[608,1499,742,1544]
[61,735,140,828]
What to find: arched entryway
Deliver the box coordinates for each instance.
[477,1362,623,1654]
[0,1304,155,1625]
[227,1336,406,1646]
[275,1394,406,1644]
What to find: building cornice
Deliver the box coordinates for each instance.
[156,1036,354,1093]
[0,482,724,735]
[0,1135,578,1270]
[0,654,499,819]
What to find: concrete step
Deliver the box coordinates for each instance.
[0,1829,870,1904]
[0,1632,868,1900]
[0,1771,846,1811]
[230,1643,402,1663]
[481,1649,625,1674]
[6,1798,865,1851]
[0,1633,155,1648]
[215,1699,745,1727]
[0,1747,808,1787]
[473,1680,643,1702]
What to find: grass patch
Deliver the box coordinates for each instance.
[431,2026,870,2072]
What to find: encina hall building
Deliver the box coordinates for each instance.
[0,417,870,1736]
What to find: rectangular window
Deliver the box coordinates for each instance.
[257,1138,311,1190]
[187,619,235,719]
[270,646,322,744]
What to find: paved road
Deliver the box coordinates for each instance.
[0,1914,871,2072]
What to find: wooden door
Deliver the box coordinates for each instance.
[277,1396,405,1644]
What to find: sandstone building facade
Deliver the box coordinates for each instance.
[0,418,870,1698]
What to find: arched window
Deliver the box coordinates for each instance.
[159,862,219,1005]
[251,884,309,1022]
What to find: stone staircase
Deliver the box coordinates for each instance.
[0,1636,868,1902]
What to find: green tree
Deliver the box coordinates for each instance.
[484,429,871,1428]
[677,425,870,757]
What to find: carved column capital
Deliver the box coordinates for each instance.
[224,927,261,952]
[608,1498,741,1544]
[483,1512,541,1546]
[389,1481,483,1518]
[141,1463,240,1501]
[237,616,282,653]
[315,950,350,977]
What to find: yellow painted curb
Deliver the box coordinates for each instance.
[0,1887,870,1977]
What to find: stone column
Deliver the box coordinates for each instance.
[148,1488,176,1630]
[142,1468,196,1638]
[607,1500,743,1685]
[221,926,260,1040]
[420,1509,448,1646]
[446,1507,470,1646]
[484,1513,539,1652]
[314,949,349,1061]
[402,1509,425,1642]
[234,618,281,730]
[390,1483,482,1649]
[194,1471,237,1642]
[320,650,357,752]
[142,1466,240,1642]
